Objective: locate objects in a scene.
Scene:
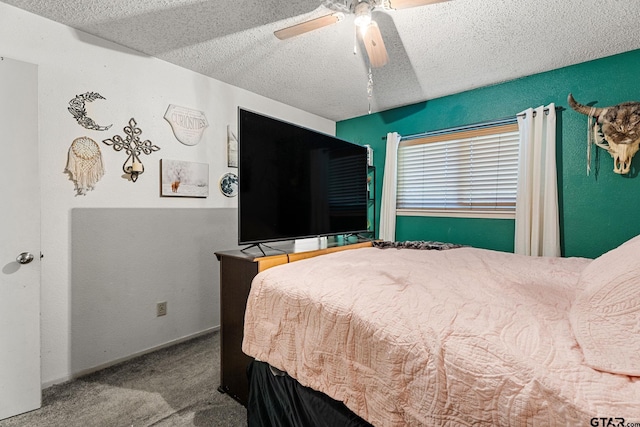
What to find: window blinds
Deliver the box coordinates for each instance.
[396,123,519,217]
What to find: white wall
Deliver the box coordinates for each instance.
[0,2,335,387]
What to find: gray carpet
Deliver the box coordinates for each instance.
[0,331,247,427]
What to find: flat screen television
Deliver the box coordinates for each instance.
[238,108,368,245]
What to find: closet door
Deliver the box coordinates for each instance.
[0,56,41,420]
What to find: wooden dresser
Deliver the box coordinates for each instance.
[215,240,372,406]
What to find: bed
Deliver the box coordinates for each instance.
[242,237,640,426]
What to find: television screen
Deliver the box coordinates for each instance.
[238,108,368,245]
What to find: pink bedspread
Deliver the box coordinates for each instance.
[242,247,640,426]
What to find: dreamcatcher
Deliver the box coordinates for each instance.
[65,136,105,195]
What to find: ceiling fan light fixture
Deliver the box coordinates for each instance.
[353,1,372,29]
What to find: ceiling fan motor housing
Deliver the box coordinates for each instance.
[324,0,384,13]
[323,0,353,13]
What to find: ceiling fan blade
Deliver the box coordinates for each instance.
[387,0,450,10]
[362,21,388,68]
[274,13,341,40]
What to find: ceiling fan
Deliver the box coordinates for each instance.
[274,0,450,68]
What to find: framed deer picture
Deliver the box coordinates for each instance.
[160,159,209,198]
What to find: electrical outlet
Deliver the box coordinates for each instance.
[157,301,167,317]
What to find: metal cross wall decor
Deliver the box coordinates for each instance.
[103,118,160,182]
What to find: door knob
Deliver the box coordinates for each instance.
[16,252,34,264]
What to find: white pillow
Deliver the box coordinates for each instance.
[570,237,640,376]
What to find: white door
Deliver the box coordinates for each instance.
[0,56,41,420]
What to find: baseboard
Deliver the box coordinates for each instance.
[41,326,220,389]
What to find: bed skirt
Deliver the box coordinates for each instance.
[247,360,372,427]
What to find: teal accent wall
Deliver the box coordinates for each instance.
[336,49,640,259]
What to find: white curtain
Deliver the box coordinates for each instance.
[379,132,401,241]
[515,104,560,256]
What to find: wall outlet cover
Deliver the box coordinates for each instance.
[157,301,167,317]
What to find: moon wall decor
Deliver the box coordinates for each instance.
[219,172,238,197]
[68,91,113,131]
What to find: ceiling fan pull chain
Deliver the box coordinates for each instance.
[353,28,358,56]
[368,66,373,114]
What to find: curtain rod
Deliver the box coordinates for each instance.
[382,105,563,140]
[516,107,549,118]
[516,105,565,118]
[381,116,517,141]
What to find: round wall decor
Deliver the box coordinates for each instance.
[219,172,238,197]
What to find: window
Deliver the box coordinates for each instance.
[396,122,519,219]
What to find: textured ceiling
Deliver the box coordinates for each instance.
[4,0,640,121]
